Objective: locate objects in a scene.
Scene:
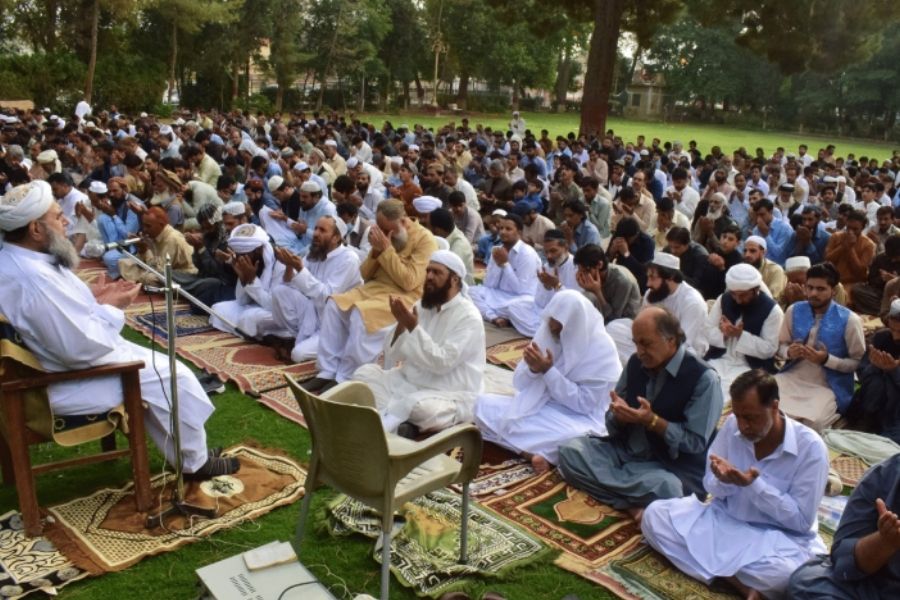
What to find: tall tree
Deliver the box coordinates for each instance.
[267,0,311,111]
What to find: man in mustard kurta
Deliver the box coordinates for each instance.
[119,206,197,285]
[304,200,437,391]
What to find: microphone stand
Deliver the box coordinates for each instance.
[141,256,216,528]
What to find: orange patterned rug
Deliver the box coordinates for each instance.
[486,339,530,370]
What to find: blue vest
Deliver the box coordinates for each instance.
[624,351,713,498]
[787,301,854,413]
[705,292,777,372]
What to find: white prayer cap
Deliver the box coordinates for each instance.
[639,149,649,156]
[412,195,441,214]
[223,201,247,216]
[651,252,680,271]
[227,223,269,254]
[510,134,522,144]
[725,263,763,291]
[174,118,186,126]
[139,111,148,118]
[267,175,285,193]
[293,160,310,172]
[280,147,294,158]
[408,144,420,152]
[159,124,173,135]
[300,180,321,194]
[41,107,51,113]
[389,156,403,165]
[779,182,795,192]
[745,235,767,251]
[346,157,359,169]
[323,139,338,147]
[491,209,507,217]
[822,176,838,184]
[37,149,58,163]
[84,121,96,129]
[330,215,348,239]
[785,256,811,272]
[0,181,54,232]
[49,115,58,121]
[89,181,108,195]
[836,176,847,183]
[890,298,900,318]
[429,249,466,279]
[434,237,450,250]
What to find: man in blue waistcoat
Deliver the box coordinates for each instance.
[557,306,723,523]
[704,263,784,402]
[775,261,865,432]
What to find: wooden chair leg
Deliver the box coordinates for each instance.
[3,391,41,536]
[0,434,14,485]
[122,371,152,513]
[100,433,117,453]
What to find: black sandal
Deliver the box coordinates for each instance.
[184,456,240,481]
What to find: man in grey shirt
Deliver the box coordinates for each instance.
[573,244,641,322]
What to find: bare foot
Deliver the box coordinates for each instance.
[492,318,510,328]
[725,576,760,599]
[626,507,644,524]
[530,454,551,473]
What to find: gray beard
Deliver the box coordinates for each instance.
[46,228,80,269]
[391,226,409,252]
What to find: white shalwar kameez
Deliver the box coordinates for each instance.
[506,254,579,337]
[353,293,486,433]
[641,414,829,599]
[607,282,709,365]
[475,291,622,465]
[0,243,213,472]
[258,205,306,255]
[210,225,286,338]
[469,239,542,322]
[270,245,362,362]
[705,296,783,402]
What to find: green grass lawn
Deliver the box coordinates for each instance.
[360,111,898,161]
[1,329,610,600]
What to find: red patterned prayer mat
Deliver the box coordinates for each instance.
[481,469,642,572]
[258,384,309,428]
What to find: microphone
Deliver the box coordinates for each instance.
[102,237,142,251]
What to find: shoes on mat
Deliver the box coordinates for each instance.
[301,377,336,393]
[198,371,225,395]
[396,421,420,440]
[184,455,240,481]
[208,446,224,457]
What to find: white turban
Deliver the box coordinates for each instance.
[429,249,466,280]
[412,195,442,214]
[434,237,450,250]
[725,263,763,291]
[651,252,680,271]
[0,181,54,233]
[223,201,247,216]
[346,157,359,169]
[745,235,767,251]
[227,224,275,289]
[390,156,403,166]
[785,256,811,272]
[37,149,61,174]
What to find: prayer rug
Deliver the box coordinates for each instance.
[484,322,529,349]
[485,339,531,371]
[131,308,215,340]
[481,470,642,573]
[259,385,308,428]
[451,459,536,498]
[43,445,305,573]
[326,488,550,598]
[830,455,868,487]
[0,511,89,599]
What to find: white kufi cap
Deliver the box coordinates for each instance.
[725,263,763,291]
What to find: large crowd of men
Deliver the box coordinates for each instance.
[2,102,900,597]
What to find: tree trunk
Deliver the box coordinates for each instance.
[403,80,410,109]
[231,61,240,105]
[83,0,99,104]
[553,46,572,113]
[511,78,520,111]
[358,74,365,112]
[275,85,284,112]
[317,0,346,111]
[167,21,178,105]
[45,0,59,53]
[456,70,470,109]
[414,75,425,105]
[580,0,625,137]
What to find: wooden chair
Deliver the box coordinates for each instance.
[0,315,152,537]
[286,377,482,600]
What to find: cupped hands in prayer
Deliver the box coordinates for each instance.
[368,226,392,254]
[787,341,828,364]
[609,391,653,426]
[523,341,553,374]
[89,273,141,309]
[709,454,759,486]
[389,295,418,333]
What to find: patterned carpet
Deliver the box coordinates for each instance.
[485,339,531,370]
[0,512,89,600]
[44,445,305,574]
[327,488,550,598]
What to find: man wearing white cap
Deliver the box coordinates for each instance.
[412,194,442,227]
[468,212,542,328]
[705,264,784,400]
[322,139,347,176]
[781,255,849,308]
[607,252,709,365]
[259,175,306,255]
[744,234,787,300]
[209,223,286,338]
[303,200,437,391]
[508,111,526,137]
[291,161,331,203]
[476,290,621,472]
[352,250,485,435]
[0,181,237,480]
[268,216,362,362]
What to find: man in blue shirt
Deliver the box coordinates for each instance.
[752,197,793,266]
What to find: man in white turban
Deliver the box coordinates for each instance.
[0,182,237,480]
[704,263,784,401]
[209,223,286,338]
[267,216,362,362]
[352,250,486,436]
[475,290,622,472]
[412,195,442,227]
[744,234,787,300]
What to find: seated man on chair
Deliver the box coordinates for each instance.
[352,251,485,436]
[268,216,362,362]
[303,200,437,392]
[0,181,237,480]
[209,223,286,339]
[558,306,723,521]
[468,212,542,327]
[475,290,621,473]
[643,369,829,600]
